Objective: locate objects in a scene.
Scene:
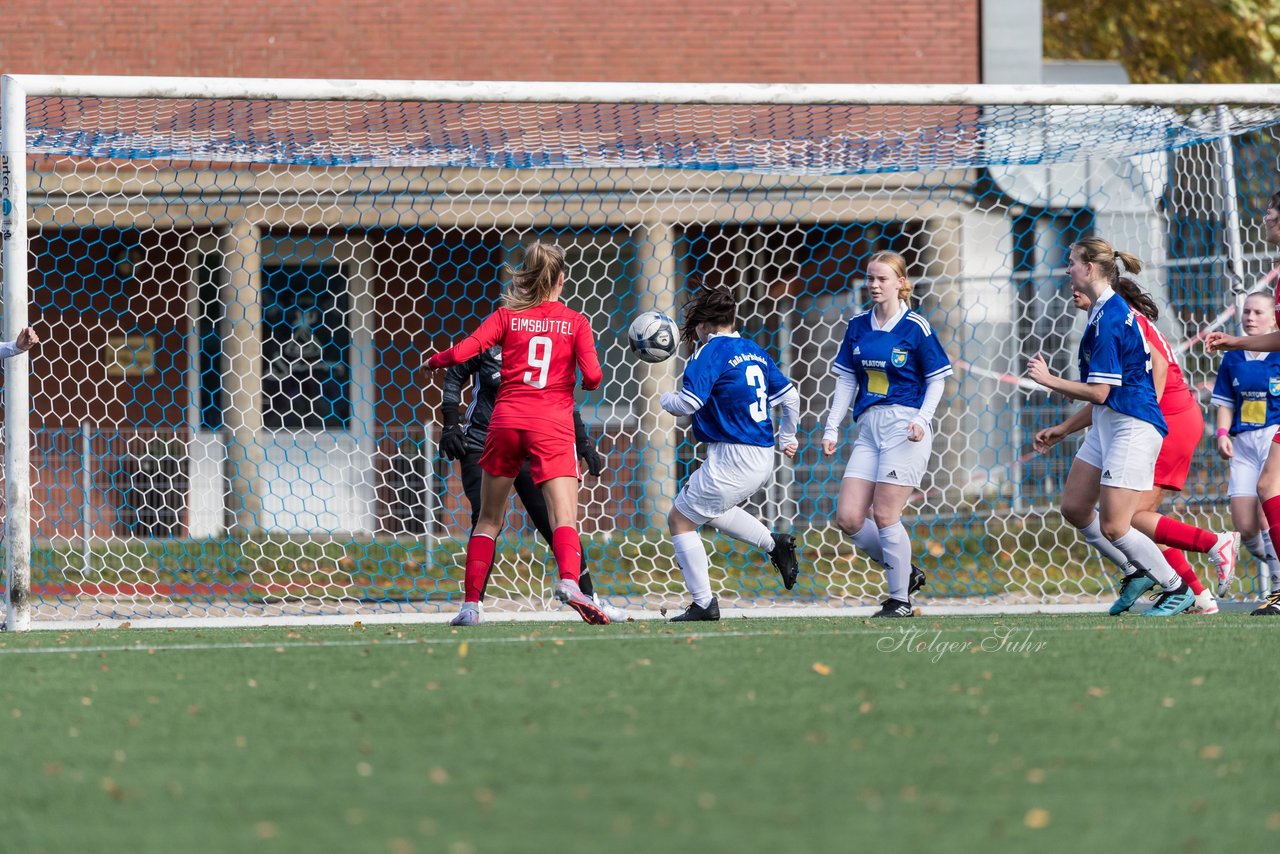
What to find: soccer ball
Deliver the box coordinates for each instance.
[627,311,679,363]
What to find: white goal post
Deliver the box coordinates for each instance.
[4,74,1280,630]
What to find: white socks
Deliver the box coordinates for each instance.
[1263,532,1280,585]
[708,507,775,551]
[878,521,912,602]
[851,518,886,563]
[1110,529,1180,590]
[1244,532,1280,586]
[1081,516,1131,572]
[672,531,713,607]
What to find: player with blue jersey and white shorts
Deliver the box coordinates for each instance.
[1211,290,1280,600]
[658,281,802,622]
[1027,237,1194,617]
[822,252,953,618]
[1206,190,1280,615]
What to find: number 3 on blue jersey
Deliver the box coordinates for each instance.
[745,364,768,422]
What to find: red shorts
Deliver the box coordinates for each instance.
[1153,404,1205,491]
[479,426,580,484]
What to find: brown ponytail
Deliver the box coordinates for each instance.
[503,242,565,311]
[1112,276,1159,321]
[1071,237,1144,286]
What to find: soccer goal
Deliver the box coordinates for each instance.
[3,75,1279,629]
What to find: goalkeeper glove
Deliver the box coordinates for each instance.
[440,425,468,461]
[577,440,605,477]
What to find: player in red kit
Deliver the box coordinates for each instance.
[1207,190,1280,614]
[424,242,608,626]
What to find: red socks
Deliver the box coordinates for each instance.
[464,528,583,601]
[1162,548,1205,595]
[551,526,582,584]
[1153,516,1217,554]
[1263,496,1280,553]
[463,534,496,603]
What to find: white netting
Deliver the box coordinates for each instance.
[25,100,1280,171]
[5,87,1280,625]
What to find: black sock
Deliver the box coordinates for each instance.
[578,570,594,597]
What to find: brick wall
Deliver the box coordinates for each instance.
[4,0,979,83]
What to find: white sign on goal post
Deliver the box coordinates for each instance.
[3,74,1280,630]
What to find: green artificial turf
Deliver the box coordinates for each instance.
[1,615,1276,853]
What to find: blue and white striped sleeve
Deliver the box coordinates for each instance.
[1085,315,1124,386]
[914,317,954,383]
[832,321,858,377]
[1210,357,1234,410]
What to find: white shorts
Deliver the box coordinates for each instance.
[674,443,775,525]
[843,404,934,489]
[1075,405,1163,492]
[1228,425,1280,498]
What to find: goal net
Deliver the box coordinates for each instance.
[4,77,1280,628]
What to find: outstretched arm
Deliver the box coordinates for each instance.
[0,327,38,360]
[660,389,702,416]
[1206,330,1280,353]
[426,311,504,371]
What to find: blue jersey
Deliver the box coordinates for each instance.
[1211,350,1280,435]
[1078,290,1167,435]
[832,307,953,421]
[679,333,794,447]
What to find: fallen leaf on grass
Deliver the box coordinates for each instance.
[1024,808,1051,828]
[458,642,469,659]
[812,662,832,676]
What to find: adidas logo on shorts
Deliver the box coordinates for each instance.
[887,470,898,479]
[1102,469,1112,479]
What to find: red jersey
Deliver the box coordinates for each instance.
[427,301,602,434]
[1133,312,1196,416]
[1265,266,1280,328]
